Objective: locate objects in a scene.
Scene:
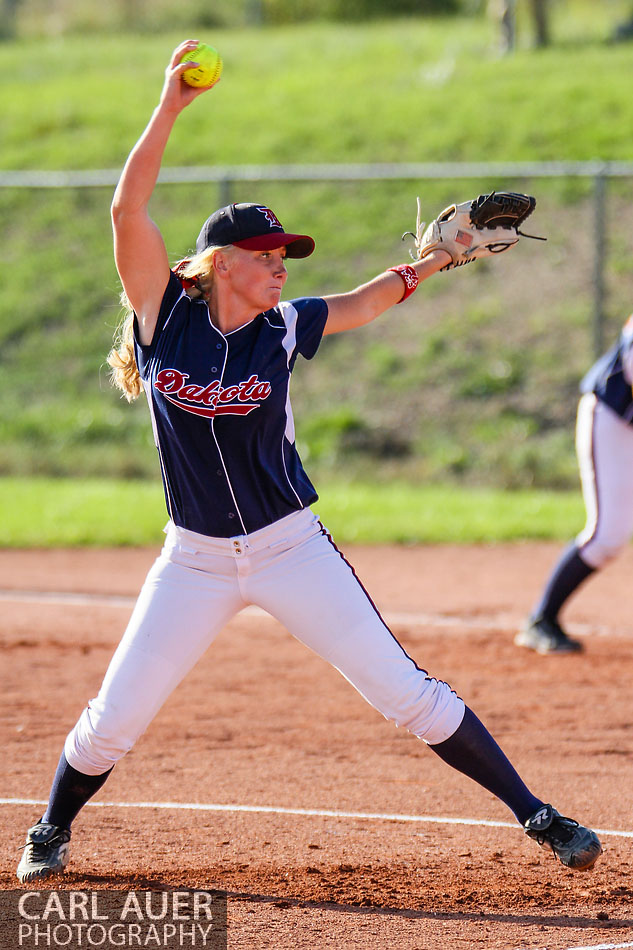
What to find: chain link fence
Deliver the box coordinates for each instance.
[2,161,632,486]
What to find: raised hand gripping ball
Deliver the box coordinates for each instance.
[180,43,223,88]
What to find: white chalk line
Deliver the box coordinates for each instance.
[0,589,136,610]
[0,588,617,638]
[1,798,631,839]
[517,944,633,950]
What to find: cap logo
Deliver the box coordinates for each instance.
[256,207,283,230]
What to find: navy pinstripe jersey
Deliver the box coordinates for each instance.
[580,314,633,425]
[133,271,329,537]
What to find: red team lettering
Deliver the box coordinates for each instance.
[257,206,283,229]
[154,369,271,417]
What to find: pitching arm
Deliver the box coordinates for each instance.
[111,40,215,345]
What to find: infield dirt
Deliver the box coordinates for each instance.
[1,543,632,948]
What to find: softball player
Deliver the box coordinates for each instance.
[17,40,601,882]
[517,313,633,654]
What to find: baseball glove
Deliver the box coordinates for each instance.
[406,192,544,270]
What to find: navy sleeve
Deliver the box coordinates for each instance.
[133,271,185,358]
[290,297,329,360]
[580,346,618,394]
[621,316,633,384]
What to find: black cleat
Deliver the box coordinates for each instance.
[515,617,583,654]
[17,820,71,884]
[524,804,602,870]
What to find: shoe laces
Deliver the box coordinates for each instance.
[18,827,68,858]
[18,838,56,857]
[540,814,578,847]
[22,840,53,860]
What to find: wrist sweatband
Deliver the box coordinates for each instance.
[388,264,419,302]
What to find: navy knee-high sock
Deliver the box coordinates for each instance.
[43,753,113,831]
[531,542,595,623]
[429,706,542,824]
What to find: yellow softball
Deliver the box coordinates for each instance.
[180,43,223,88]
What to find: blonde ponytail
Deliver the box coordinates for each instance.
[107,245,234,401]
[107,306,142,402]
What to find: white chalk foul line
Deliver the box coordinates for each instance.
[1,798,631,839]
[566,945,633,950]
[517,944,633,950]
[571,945,633,950]
[0,589,136,609]
[0,588,612,637]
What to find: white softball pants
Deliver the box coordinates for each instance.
[65,508,464,775]
[576,392,633,567]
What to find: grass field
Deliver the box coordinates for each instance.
[2,6,633,503]
[3,9,633,170]
[0,476,585,547]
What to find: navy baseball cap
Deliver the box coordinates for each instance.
[196,202,315,258]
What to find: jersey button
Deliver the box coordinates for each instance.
[211,366,218,373]
[216,469,223,477]
[227,512,235,519]
[216,343,222,350]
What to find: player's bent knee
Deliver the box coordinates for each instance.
[398,681,465,745]
[371,672,465,746]
[64,706,139,776]
[579,536,628,568]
